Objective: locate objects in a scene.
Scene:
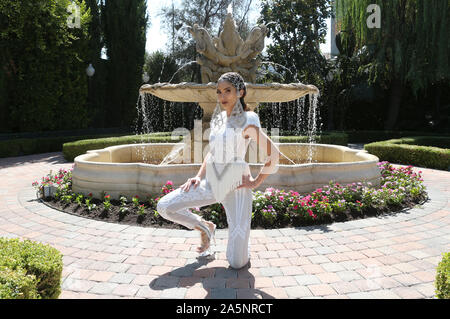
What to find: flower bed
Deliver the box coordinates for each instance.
[33,162,428,229]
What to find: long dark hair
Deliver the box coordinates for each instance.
[240,87,249,111]
[218,72,249,111]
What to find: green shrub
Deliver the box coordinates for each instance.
[0,266,39,299]
[346,130,448,144]
[275,132,348,145]
[62,134,184,162]
[365,136,450,170]
[435,252,450,299]
[0,0,92,133]
[0,238,63,299]
[0,133,137,158]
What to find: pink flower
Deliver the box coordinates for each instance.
[293,205,298,210]
[166,181,173,186]
[279,196,284,201]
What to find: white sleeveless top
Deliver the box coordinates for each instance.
[206,111,261,203]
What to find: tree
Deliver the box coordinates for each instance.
[143,51,179,84]
[85,0,107,128]
[159,0,256,82]
[259,0,332,84]
[336,0,450,130]
[0,0,92,133]
[101,0,149,128]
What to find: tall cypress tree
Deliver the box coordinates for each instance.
[101,0,149,128]
[85,0,104,127]
[335,0,450,130]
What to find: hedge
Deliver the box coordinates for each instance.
[0,0,92,133]
[0,133,138,159]
[62,134,185,162]
[0,238,63,299]
[274,132,348,145]
[435,252,450,299]
[364,136,450,170]
[345,130,450,144]
[62,132,348,162]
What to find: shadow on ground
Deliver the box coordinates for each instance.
[149,256,275,299]
[0,152,70,169]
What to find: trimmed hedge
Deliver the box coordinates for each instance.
[0,133,135,159]
[62,132,348,162]
[62,134,185,162]
[364,136,450,170]
[0,238,63,299]
[346,130,450,144]
[435,252,450,299]
[274,132,348,145]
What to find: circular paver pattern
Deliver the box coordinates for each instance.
[0,152,449,299]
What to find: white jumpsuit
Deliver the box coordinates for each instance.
[156,111,261,269]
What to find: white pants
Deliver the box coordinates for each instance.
[156,178,253,269]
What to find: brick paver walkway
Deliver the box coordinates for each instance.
[0,152,448,299]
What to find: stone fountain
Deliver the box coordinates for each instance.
[72,13,381,200]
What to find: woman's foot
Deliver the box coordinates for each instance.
[195,220,216,253]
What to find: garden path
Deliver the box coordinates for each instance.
[0,152,448,299]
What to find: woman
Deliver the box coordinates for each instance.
[156,72,281,269]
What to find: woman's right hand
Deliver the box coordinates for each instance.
[181,176,201,192]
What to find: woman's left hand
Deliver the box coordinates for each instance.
[237,174,257,189]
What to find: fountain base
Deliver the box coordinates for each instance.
[72,143,381,200]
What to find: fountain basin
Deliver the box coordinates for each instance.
[140,82,319,104]
[72,143,381,200]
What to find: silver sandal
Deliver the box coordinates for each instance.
[196,220,216,256]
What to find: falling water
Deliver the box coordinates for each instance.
[133,93,145,163]
[256,66,285,82]
[158,55,167,83]
[288,101,294,131]
[160,143,185,165]
[163,100,173,131]
[264,93,320,165]
[168,61,198,83]
[296,96,306,136]
[306,93,321,163]
[259,62,298,82]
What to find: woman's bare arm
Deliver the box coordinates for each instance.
[195,151,211,179]
[242,125,281,188]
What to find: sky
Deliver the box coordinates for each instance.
[145,0,331,55]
